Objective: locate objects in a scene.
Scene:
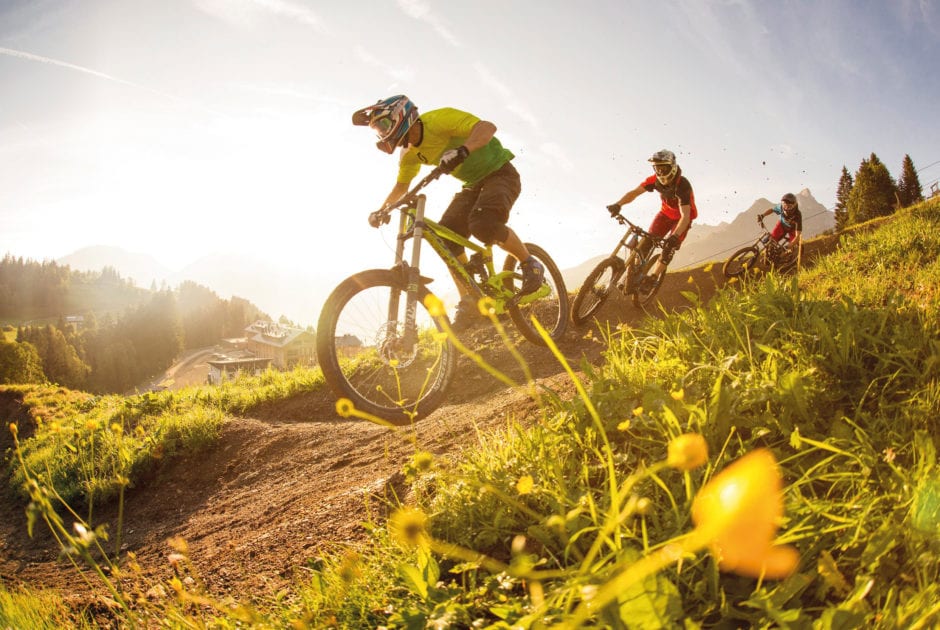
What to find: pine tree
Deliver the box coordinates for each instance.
[896,154,924,207]
[0,340,46,384]
[846,153,898,224]
[834,166,853,231]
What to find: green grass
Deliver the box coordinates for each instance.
[4,365,327,507]
[3,199,940,627]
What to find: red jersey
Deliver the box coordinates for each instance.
[641,174,698,221]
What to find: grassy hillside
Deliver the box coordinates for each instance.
[3,199,940,627]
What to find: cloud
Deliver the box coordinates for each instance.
[472,63,539,132]
[193,0,322,29]
[354,46,416,84]
[897,0,940,35]
[395,0,460,47]
[0,46,188,104]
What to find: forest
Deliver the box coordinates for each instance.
[0,256,266,393]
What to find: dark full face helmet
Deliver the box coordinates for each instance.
[781,192,798,216]
[352,95,419,154]
[649,149,678,185]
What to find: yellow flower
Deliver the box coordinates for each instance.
[477,297,496,317]
[667,434,708,471]
[688,275,695,284]
[617,419,632,431]
[670,388,685,401]
[389,507,429,548]
[516,475,535,495]
[411,451,434,473]
[691,448,798,579]
[335,398,355,418]
[632,406,643,417]
[423,294,446,318]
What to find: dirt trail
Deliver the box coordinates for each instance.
[0,236,838,605]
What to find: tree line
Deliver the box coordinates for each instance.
[833,153,926,232]
[0,257,266,392]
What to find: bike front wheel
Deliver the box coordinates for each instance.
[316,269,456,424]
[723,246,761,279]
[570,256,625,326]
[502,243,569,345]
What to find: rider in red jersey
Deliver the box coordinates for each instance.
[606,149,697,279]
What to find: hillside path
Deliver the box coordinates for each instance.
[0,235,839,607]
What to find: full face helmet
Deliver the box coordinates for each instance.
[781,192,799,217]
[352,95,419,154]
[649,149,678,185]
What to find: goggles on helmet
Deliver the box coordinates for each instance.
[653,164,673,177]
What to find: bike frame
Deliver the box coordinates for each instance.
[754,216,791,265]
[385,169,548,338]
[611,214,665,284]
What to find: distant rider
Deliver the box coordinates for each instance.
[606,149,697,284]
[758,192,803,251]
[352,95,544,330]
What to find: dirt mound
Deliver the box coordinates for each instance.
[0,236,839,604]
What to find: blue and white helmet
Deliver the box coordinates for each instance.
[352,95,419,154]
[649,149,678,185]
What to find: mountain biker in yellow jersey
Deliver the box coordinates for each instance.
[352,95,544,330]
[605,150,697,289]
[757,192,803,252]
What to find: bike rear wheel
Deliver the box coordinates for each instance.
[723,246,760,279]
[571,256,625,326]
[632,253,666,308]
[316,269,456,424]
[502,243,569,344]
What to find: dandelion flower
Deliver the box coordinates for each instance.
[667,434,708,471]
[423,294,446,318]
[477,297,496,317]
[411,451,434,473]
[691,448,798,579]
[516,475,535,495]
[335,398,355,418]
[389,507,429,548]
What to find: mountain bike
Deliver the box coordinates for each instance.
[722,215,799,279]
[316,166,569,424]
[570,212,668,326]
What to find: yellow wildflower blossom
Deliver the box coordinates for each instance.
[691,448,799,579]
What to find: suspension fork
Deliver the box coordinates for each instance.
[390,195,428,347]
[615,230,641,287]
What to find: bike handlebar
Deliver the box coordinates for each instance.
[611,212,667,247]
[371,167,447,227]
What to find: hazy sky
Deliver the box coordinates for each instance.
[3,0,939,279]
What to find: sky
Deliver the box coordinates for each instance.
[2,0,940,316]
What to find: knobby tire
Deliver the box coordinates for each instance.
[503,243,569,345]
[316,269,456,424]
[571,257,625,326]
[723,246,761,279]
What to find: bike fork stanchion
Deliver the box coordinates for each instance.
[401,195,428,344]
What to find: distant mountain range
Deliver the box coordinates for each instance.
[58,191,834,326]
[562,189,834,289]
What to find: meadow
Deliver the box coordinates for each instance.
[2,199,940,628]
